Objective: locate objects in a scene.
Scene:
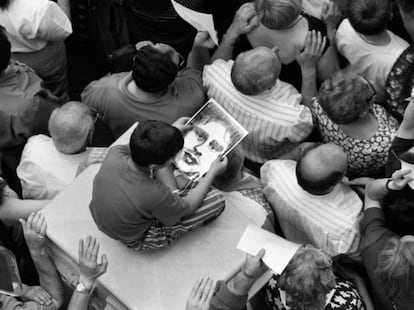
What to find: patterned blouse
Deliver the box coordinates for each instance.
[265,275,366,310]
[311,98,399,179]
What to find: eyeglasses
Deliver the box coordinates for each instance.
[362,77,376,103]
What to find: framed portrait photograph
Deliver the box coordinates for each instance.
[174,99,248,181]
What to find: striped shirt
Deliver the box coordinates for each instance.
[261,160,362,256]
[203,59,313,163]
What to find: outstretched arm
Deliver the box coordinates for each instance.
[20,212,65,309]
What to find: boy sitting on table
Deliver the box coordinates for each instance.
[90,120,227,252]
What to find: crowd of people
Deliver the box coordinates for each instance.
[1,0,414,309]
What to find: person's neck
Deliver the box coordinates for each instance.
[127,81,167,100]
[127,157,151,175]
[359,30,391,46]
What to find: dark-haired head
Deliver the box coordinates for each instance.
[0,26,11,74]
[398,0,414,41]
[296,143,347,195]
[0,0,11,10]
[129,120,184,167]
[348,0,391,35]
[132,45,178,93]
[381,185,414,236]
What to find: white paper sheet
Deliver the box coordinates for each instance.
[236,224,301,274]
[171,0,218,45]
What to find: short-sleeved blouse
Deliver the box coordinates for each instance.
[265,275,366,310]
[311,98,398,178]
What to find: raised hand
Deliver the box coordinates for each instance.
[78,236,108,288]
[19,212,47,252]
[185,277,216,310]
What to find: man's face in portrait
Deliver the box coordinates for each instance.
[177,120,231,178]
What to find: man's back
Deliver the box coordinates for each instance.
[261,159,362,256]
[203,59,313,163]
[81,68,205,139]
[0,61,56,151]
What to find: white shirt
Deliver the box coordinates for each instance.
[336,18,409,103]
[261,159,362,257]
[17,135,88,199]
[0,0,72,52]
[203,59,313,163]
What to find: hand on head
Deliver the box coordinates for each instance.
[185,277,216,310]
[321,0,343,29]
[296,31,326,70]
[78,236,108,288]
[228,2,262,38]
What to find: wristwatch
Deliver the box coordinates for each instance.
[76,281,93,294]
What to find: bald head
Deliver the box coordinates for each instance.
[231,46,281,96]
[48,102,94,154]
[296,144,347,194]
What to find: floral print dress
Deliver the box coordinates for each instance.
[311,99,399,179]
[265,275,366,310]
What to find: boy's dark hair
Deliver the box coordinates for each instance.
[0,27,10,74]
[398,0,414,15]
[381,186,414,236]
[296,144,344,195]
[129,120,183,166]
[348,0,391,35]
[0,0,10,10]
[132,45,178,93]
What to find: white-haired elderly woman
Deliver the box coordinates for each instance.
[0,0,71,102]
[310,70,399,179]
[185,246,369,310]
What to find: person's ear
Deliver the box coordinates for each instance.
[87,126,95,146]
[271,46,279,56]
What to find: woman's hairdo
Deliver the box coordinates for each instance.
[376,236,414,299]
[318,71,372,124]
[278,246,336,310]
[255,0,302,30]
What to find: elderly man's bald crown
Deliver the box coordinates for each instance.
[296,144,347,194]
[48,102,94,154]
[231,47,281,96]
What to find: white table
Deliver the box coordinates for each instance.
[42,125,267,310]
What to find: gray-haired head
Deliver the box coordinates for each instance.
[48,101,94,154]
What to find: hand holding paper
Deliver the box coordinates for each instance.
[171,0,218,45]
[237,224,301,274]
